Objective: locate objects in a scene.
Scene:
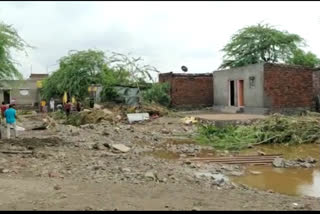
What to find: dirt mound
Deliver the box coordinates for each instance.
[66,109,114,126]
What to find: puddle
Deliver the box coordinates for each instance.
[241,144,320,160]
[232,165,320,197]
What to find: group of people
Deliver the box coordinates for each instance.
[0,102,18,139]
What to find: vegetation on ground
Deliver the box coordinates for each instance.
[196,113,320,150]
[142,82,171,107]
[220,23,320,69]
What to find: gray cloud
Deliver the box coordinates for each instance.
[0,1,319,79]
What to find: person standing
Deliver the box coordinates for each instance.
[50,98,55,112]
[64,100,72,117]
[1,102,7,119]
[5,104,18,139]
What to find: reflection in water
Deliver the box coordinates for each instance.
[232,166,320,197]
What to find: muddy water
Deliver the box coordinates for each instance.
[241,144,320,160]
[232,166,320,197]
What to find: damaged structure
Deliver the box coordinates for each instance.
[0,73,48,108]
[213,63,320,114]
[159,72,213,107]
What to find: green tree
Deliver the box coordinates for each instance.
[220,23,304,69]
[42,49,106,100]
[287,49,320,68]
[0,21,31,79]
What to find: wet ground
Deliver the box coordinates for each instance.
[232,166,320,198]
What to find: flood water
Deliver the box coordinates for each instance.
[232,166,320,197]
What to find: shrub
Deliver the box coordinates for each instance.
[142,83,170,107]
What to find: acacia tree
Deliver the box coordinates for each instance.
[219,23,308,69]
[0,21,31,79]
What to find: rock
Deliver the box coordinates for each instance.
[116,115,122,120]
[161,129,170,134]
[145,171,158,181]
[272,157,285,168]
[121,168,131,173]
[301,162,312,168]
[192,207,200,211]
[102,130,110,136]
[54,184,62,190]
[92,143,101,150]
[249,170,262,175]
[0,169,9,173]
[111,144,131,153]
[306,157,317,164]
[103,143,111,148]
[179,154,187,158]
[160,178,167,183]
[257,151,266,156]
[267,189,274,193]
[228,171,243,176]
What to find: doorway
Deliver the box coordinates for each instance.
[238,80,244,107]
[229,80,235,106]
[3,90,10,104]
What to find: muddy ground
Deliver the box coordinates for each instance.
[0,111,319,210]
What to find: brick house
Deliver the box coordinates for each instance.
[213,63,320,114]
[159,72,213,107]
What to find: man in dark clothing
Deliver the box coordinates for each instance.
[64,100,72,117]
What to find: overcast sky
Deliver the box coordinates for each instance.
[1,1,320,80]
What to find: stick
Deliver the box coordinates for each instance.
[0,150,33,154]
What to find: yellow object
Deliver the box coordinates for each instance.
[36,81,43,88]
[41,100,46,107]
[72,96,76,104]
[63,92,67,104]
[181,116,198,125]
[88,86,97,92]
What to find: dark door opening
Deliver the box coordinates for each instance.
[3,90,10,104]
[230,80,235,106]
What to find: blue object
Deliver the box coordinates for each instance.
[5,108,16,124]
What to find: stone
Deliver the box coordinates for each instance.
[54,185,62,190]
[121,168,131,173]
[192,207,200,211]
[103,143,111,148]
[102,131,110,136]
[111,144,131,153]
[257,151,266,156]
[272,157,285,168]
[228,171,243,176]
[92,143,101,150]
[301,162,312,168]
[306,157,317,164]
[0,169,9,173]
[103,109,113,115]
[116,115,122,120]
[145,171,158,181]
[161,129,170,134]
[249,171,262,175]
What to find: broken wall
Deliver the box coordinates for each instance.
[159,73,213,107]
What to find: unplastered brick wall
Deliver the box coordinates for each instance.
[263,63,315,109]
[159,73,213,107]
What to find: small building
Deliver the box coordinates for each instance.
[213,63,320,114]
[0,73,48,108]
[159,72,213,107]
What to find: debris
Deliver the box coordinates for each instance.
[54,185,62,190]
[127,113,150,123]
[94,104,102,110]
[116,115,122,121]
[161,129,170,134]
[0,169,9,173]
[257,151,266,156]
[306,157,317,164]
[103,108,113,115]
[144,171,158,181]
[300,162,312,168]
[182,116,197,125]
[272,157,285,168]
[120,168,131,173]
[249,171,262,175]
[111,144,131,153]
[0,150,33,154]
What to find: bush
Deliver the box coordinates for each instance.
[142,83,170,107]
[100,86,119,102]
